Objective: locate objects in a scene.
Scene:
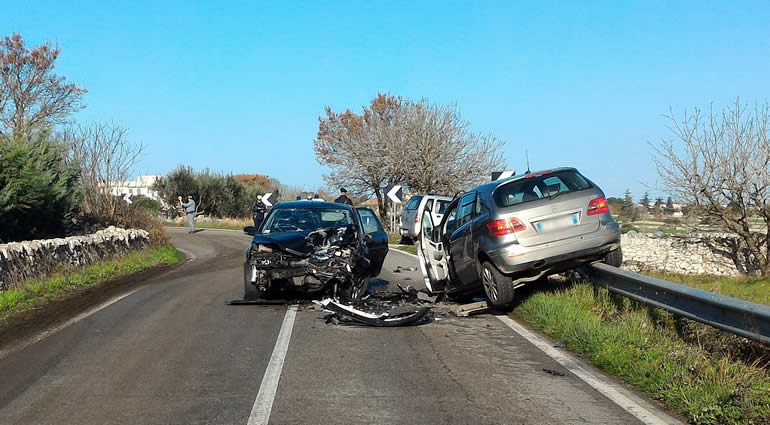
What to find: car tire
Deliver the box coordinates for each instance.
[481,261,515,306]
[244,263,259,301]
[399,236,413,245]
[603,247,623,267]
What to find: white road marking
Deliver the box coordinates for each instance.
[176,247,197,261]
[0,287,144,361]
[496,315,681,425]
[247,306,297,425]
[388,246,418,259]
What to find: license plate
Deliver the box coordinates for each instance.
[535,213,579,232]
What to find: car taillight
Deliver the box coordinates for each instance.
[415,214,420,223]
[487,218,526,236]
[587,197,609,215]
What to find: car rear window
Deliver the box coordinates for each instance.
[404,195,423,210]
[493,170,592,208]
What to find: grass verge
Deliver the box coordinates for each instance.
[642,271,770,306]
[515,283,770,425]
[0,246,184,321]
[388,232,417,255]
[165,217,252,231]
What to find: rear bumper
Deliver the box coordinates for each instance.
[399,223,419,237]
[487,224,620,275]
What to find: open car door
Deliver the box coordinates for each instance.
[417,209,449,293]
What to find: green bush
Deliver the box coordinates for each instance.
[0,137,81,243]
[153,166,271,218]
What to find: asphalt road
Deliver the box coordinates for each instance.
[0,228,681,424]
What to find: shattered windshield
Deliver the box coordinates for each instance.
[261,208,353,234]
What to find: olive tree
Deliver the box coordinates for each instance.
[652,100,770,275]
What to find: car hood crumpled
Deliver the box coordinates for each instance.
[251,232,310,255]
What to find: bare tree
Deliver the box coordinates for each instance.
[399,100,505,194]
[0,33,87,141]
[651,99,770,275]
[315,93,406,219]
[315,93,506,219]
[62,122,143,219]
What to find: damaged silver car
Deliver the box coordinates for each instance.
[242,201,388,302]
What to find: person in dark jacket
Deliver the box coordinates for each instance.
[334,187,353,205]
[251,195,267,228]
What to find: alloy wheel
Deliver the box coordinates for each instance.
[482,266,498,301]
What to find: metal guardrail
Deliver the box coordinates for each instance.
[586,263,770,345]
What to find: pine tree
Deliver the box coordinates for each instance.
[621,189,634,219]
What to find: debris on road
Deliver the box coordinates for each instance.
[552,339,569,349]
[452,301,489,317]
[393,266,417,273]
[318,298,430,327]
[542,368,566,377]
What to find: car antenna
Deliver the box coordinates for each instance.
[525,148,531,174]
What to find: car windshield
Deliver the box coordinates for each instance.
[261,207,353,234]
[493,170,592,208]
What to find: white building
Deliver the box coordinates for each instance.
[110,176,161,200]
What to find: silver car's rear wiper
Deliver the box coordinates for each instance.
[547,191,567,201]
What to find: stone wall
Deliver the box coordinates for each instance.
[621,232,764,276]
[0,227,150,291]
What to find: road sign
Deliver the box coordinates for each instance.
[386,185,403,203]
[123,193,133,205]
[262,192,273,208]
[492,170,515,181]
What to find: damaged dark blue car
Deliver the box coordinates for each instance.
[242,201,389,303]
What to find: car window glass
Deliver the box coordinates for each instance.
[493,170,592,208]
[444,206,458,235]
[424,199,434,213]
[262,208,352,234]
[475,196,487,216]
[357,208,383,234]
[456,194,475,229]
[436,200,450,214]
[405,196,423,210]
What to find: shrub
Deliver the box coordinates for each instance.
[0,137,82,243]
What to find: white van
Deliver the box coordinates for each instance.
[399,194,453,241]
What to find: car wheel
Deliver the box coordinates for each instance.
[603,247,623,267]
[481,261,515,306]
[244,263,258,301]
[399,236,413,245]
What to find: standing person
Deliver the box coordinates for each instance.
[178,195,196,233]
[251,195,266,228]
[334,187,353,205]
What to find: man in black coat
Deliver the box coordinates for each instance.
[251,195,267,228]
[334,187,353,205]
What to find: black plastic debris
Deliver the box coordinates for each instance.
[393,266,417,273]
[542,368,566,377]
[319,299,430,327]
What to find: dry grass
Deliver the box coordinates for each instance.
[165,216,252,231]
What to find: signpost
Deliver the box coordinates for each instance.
[491,170,516,181]
[261,192,273,208]
[384,185,403,233]
[123,193,133,205]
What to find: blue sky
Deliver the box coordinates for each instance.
[2,1,768,199]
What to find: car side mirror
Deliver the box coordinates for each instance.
[364,234,373,244]
[243,226,256,236]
